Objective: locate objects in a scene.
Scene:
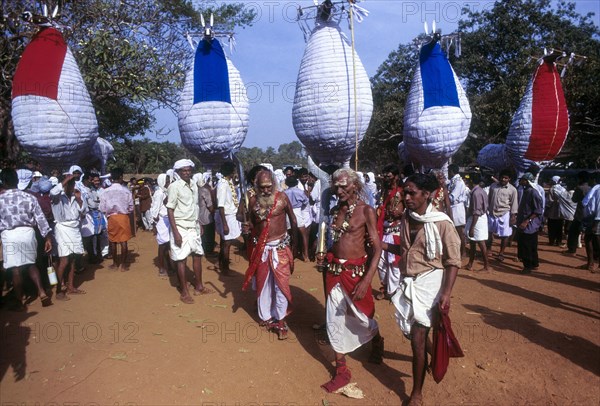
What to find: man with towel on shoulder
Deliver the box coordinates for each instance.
[100,168,134,272]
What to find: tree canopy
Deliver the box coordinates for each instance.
[359,0,600,170]
[1,0,256,161]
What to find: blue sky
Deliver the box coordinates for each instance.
[147,0,599,149]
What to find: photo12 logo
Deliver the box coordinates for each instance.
[399,1,496,24]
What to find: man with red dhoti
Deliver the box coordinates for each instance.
[243,170,298,340]
[317,168,384,393]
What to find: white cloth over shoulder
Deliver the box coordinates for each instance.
[409,205,454,260]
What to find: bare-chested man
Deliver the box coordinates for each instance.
[242,170,298,340]
[317,168,384,393]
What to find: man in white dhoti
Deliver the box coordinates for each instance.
[50,173,88,300]
[0,169,53,310]
[487,169,518,261]
[448,163,470,257]
[382,173,461,406]
[465,172,490,272]
[316,168,384,393]
[167,159,212,304]
[215,161,241,275]
[151,173,171,276]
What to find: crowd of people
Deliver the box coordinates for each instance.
[1,158,599,404]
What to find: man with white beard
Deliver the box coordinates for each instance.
[243,170,298,340]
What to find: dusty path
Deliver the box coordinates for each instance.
[1,230,599,405]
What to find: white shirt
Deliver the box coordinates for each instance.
[216,178,238,215]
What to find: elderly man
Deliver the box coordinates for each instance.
[487,169,518,261]
[215,161,241,275]
[0,168,53,310]
[317,168,384,393]
[99,168,134,271]
[50,173,88,299]
[243,170,298,339]
[167,159,212,304]
[516,172,544,274]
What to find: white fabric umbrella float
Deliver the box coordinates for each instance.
[292,0,372,165]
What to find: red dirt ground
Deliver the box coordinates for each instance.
[1,231,599,405]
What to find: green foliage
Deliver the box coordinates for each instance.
[0,0,256,160]
[236,141,307,171]
[109,138,201,174]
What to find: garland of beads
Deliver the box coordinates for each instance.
[228,179,239,208]
[330,201,357,243]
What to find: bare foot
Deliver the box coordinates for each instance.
[407,394,423,406]
[180,295,194,304]
[464,263,473,271]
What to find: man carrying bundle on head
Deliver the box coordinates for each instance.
[167,159,212,304]
[317,168,384,393]
[242,170,297,339]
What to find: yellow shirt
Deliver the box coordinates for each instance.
[166,179,199,229]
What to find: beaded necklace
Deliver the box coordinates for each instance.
[227,178,239,208]
[330,200,357,243]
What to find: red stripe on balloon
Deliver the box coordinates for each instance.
[524,62,569,161]
[12,28,67,100]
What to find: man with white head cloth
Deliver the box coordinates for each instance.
[167,159,213,304]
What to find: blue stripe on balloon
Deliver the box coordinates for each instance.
[193,39,231,104]
[419,42,459,109]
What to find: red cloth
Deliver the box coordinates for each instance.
[255,246,293,308]
[12,28,67,100]
[242,193,279,290]
[431,303,464,383]
[325,253,374,318]
[524,62,569,162]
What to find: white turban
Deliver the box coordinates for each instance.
[551,176,560,184]
[203,171,212,185]
[49,176,59,186]
[16,169,33,190]
[157,173,168,192]
[192,173,203,187]
[68,165,83,175]
[173,159,195,171]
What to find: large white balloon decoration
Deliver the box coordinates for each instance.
[402,24,471,171]
[178,15,248,167]
[12,8,98,170]
[292,0,372,165]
